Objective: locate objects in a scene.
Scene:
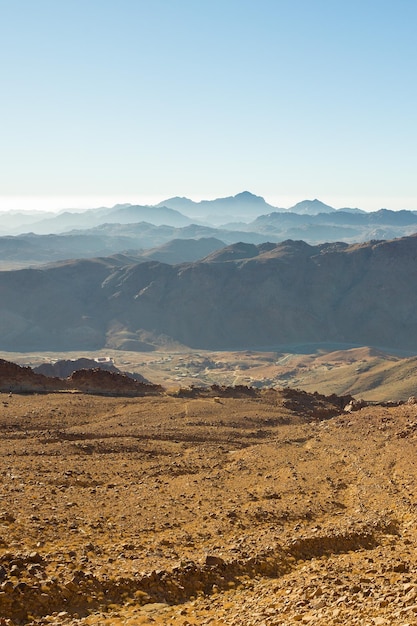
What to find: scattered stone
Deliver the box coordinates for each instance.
[205,555,225,567]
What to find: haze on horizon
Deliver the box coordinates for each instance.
[1,192,417,215]
[1,0,416,214]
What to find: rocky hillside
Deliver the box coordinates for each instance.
[1,388,417,624]
[1,234,417,352]
[0,359,161,396]
[33,357,149,383]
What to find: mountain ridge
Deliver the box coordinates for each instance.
[2,202,417,268]
[3,192,416,238]
[1,234,417,353]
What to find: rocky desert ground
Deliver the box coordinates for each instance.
[1,370,417,625]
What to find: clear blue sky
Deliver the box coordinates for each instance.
[1,0,416,211]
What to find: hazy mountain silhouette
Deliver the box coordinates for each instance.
[4,204,193,236]
[287,199,336,214]
[156,191,280,222]
[2,193,417,244]
[0,210,57,234]
[247,209,417,244]
[2,205,417,268]
[0,223,266,266]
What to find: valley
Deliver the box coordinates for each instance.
[2,343,417,402]
[4,0,417,621]
[2,195,417,624]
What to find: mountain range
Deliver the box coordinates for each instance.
[1,234,417,353]
[1,192,417,267]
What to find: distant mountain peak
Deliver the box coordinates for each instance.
[156,196,195,208]
[233,191,264,201]
[156,191,278,220]
[288,199,336,215]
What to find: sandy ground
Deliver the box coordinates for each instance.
[1,388,417,624]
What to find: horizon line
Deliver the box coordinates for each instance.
[0,193,416,214]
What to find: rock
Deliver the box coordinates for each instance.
[27,551,43,563]
[27,564,42,576]
[9,565,20,577]
[1,581,13,593]
[344,399,368,412]
[205,555,225,567]
[392,562,409,573]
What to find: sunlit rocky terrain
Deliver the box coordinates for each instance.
[1,359,417,624]
[3,344,417,402]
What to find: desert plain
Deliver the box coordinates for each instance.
[1,374,417,625]
[3,344,417,402]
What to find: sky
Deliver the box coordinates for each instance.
[1,0,417,212]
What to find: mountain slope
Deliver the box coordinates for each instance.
[1,234,417,352]
[0,223,268,267]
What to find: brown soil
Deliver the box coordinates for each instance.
[1,388,417,624]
